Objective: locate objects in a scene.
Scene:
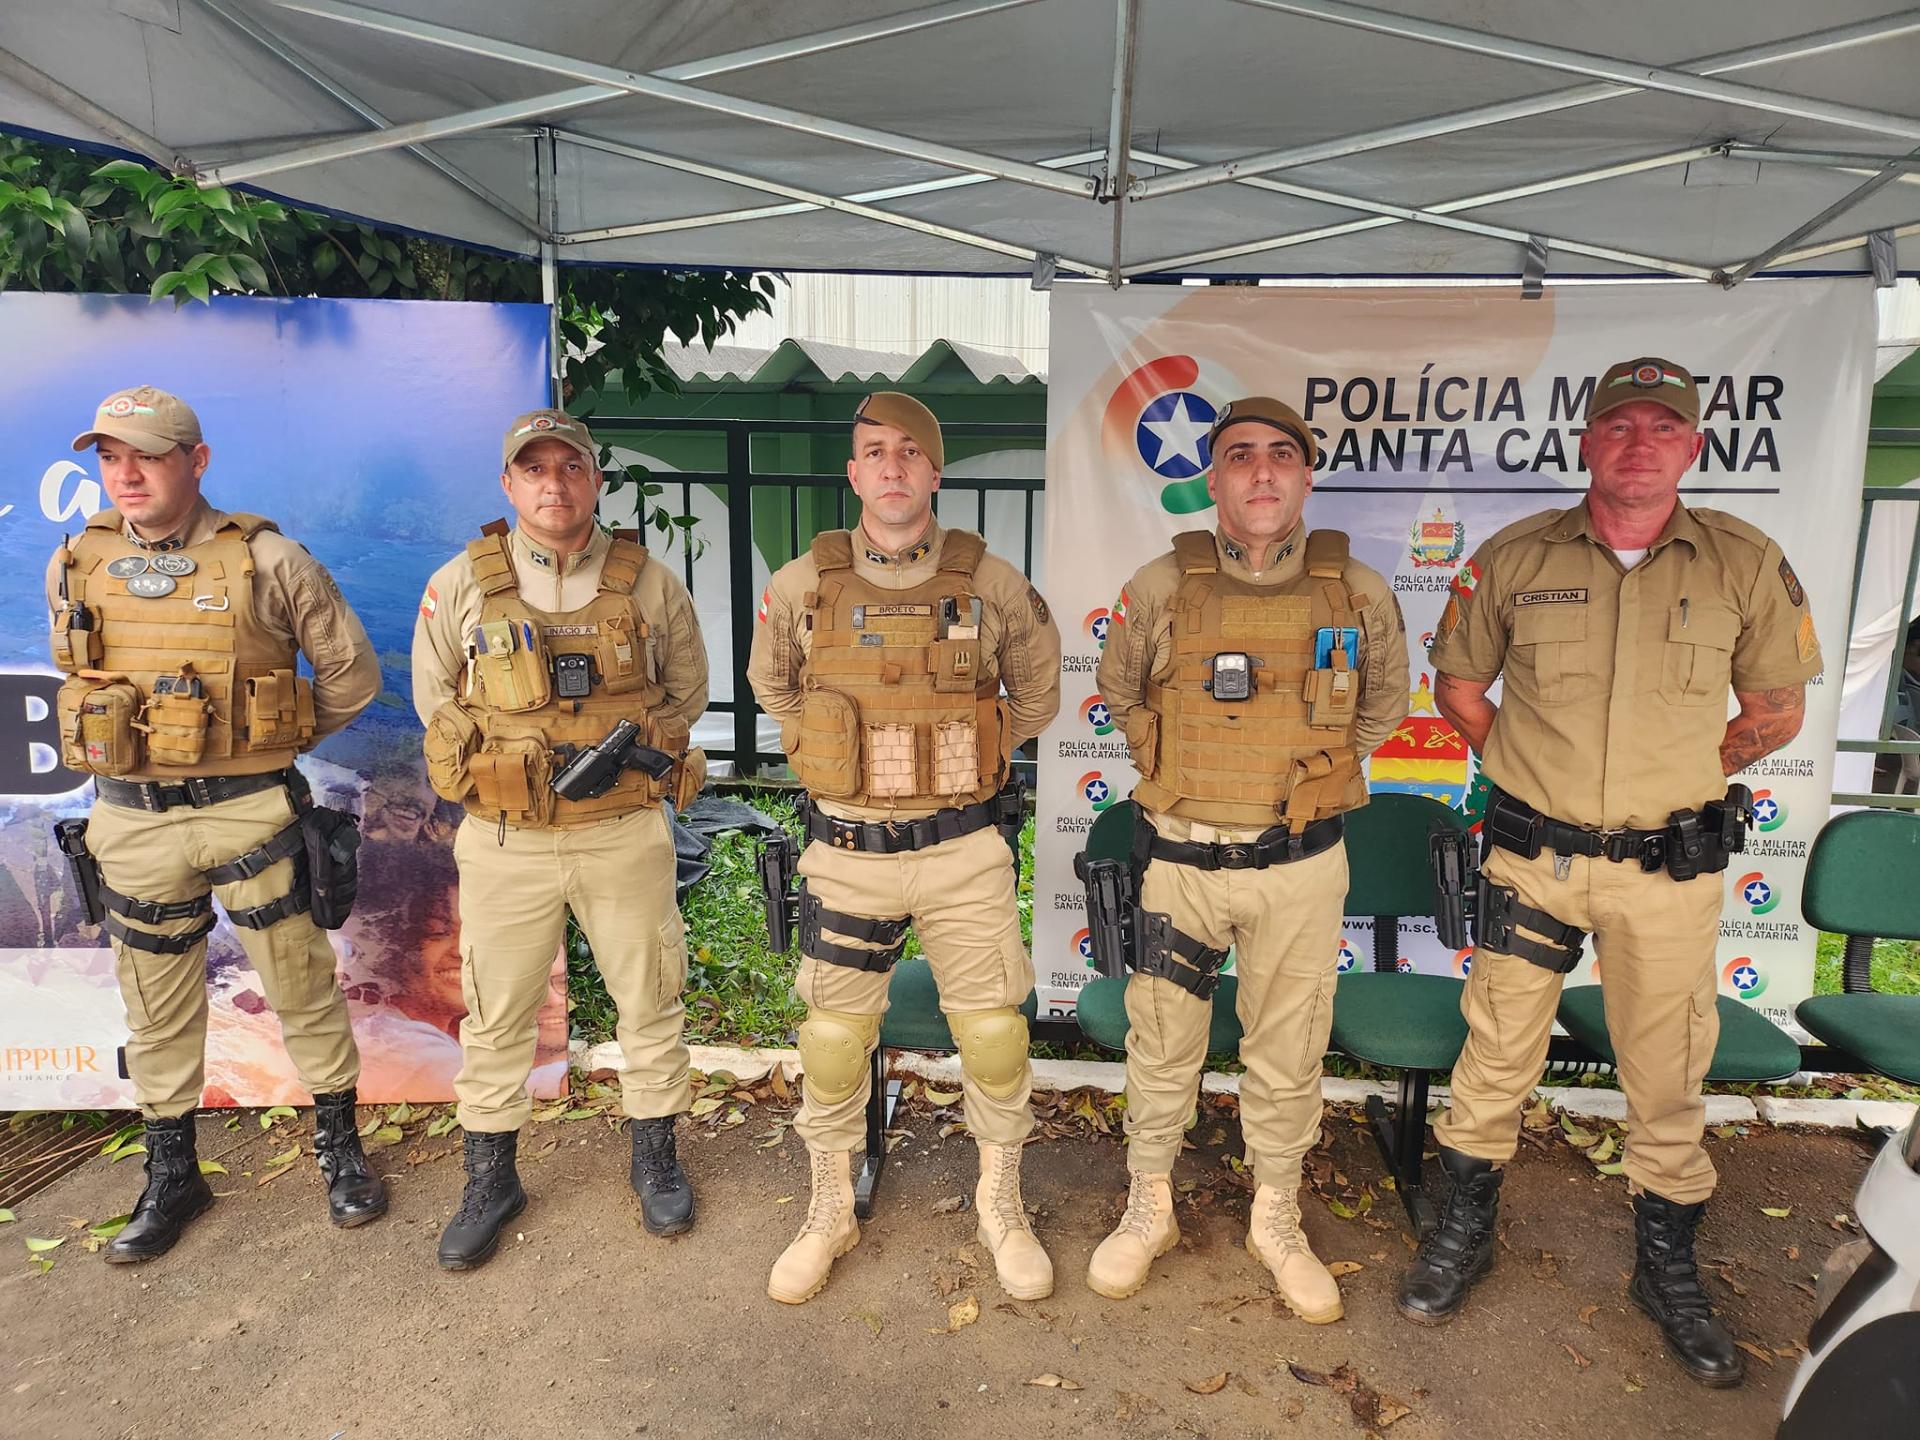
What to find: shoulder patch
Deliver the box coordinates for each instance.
[1449,559,1482,600]
[756,585,771,624]
[1795,612,1818,664]
[1027,585,1050,624]
[1778,556,1804,608]
[1435,594,1463,644]
[419,584,438,620]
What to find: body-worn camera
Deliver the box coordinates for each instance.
[552,652,594,699]
[1206,651,1253,702]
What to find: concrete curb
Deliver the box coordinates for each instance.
[572,1039,1914,1133]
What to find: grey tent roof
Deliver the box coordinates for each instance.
[665,337,1041,386]
[3,0,1918,282]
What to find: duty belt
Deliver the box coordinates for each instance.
[1139,813,1345,871]
[802,795,999,854]
[95,768,298,814]
[1483,787,1667,867]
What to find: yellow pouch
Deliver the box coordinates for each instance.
[864,722,919,798]
[246,668,316,749]
[932,720,979,796]
[1304,662,1358,729]
[474,618,551,713]
[57,671,142,776]
[142,667,213,766]
[423,702,481,802]
[469,737,553,826]
[793,687,860,799]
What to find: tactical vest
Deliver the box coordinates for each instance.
[434,524,676,829]
[1132,529,1366,828]
[51,508,313,779]
[792,529,1010,808]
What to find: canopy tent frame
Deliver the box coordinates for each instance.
[4,0,1919,290]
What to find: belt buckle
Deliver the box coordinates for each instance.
[141,781,170,813]
[185,777,215,808]
[1215,842,1260,870]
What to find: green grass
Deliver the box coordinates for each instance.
[1814,933,1920,995]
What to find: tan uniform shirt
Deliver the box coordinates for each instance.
[44,496,379,745]
[1097,522,1411,822]
[748,519,1062,820]
[1429,500,1820,831]
[410,524,708,728]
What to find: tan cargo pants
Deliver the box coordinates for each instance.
[1123,812,1348,1188]
[794,823,1035,1150]
[1433,843,1726,1203]
[451,804,689,1132]
[86,782,360,1119]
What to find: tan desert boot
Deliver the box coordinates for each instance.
[1245,1182,1344,1323]
[1086,1170,1179,1300]
[974,1141,1053,1300]
[767,1147,859,1305]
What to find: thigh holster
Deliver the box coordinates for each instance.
[101,885,216,954]
[1132,909,1231,1000]
[1474,878,1586,974]
[797,879,910,973]
[205,820,312,931]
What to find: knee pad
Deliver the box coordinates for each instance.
[796,1008,880,1106]
[949,1007,1030,1101]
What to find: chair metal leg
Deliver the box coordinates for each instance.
[1365,1068,1438,1239]
[854,1045,898,1220]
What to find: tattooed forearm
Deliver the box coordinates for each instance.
[1721,686,1805,775]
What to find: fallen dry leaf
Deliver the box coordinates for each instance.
[931,1194,968,1215]
[768,1066,791,1102]
[1327,1260,1364,1278]
[1760,1206,1792,1219]
[1734,1340,1775,1368]
[1184,1372,1230,1395]
[928,1295,979,1334]
[1025,1374,1083,1390]
[1579,1304,1600,1327]
[1562,1343,1592,1369]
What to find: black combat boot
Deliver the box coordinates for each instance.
[1629,1191,1744,1387]
[312,1089,388,1227]
[437,1130,527,1271]
[1397,1147,1504,1324]
[105,1114,214,1264]
[629,1115,696,1236]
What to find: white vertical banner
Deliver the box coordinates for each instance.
[1035,282,1875,1030]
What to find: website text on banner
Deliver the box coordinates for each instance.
[1036,281,1873,1028]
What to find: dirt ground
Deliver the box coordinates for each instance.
[0,1083,1877,1440]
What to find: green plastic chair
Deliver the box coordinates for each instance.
[1328,792,1474,1235]
[1071,801,1243,1055]
[1555,986,1800,1084]
[1795,809,1920,1085]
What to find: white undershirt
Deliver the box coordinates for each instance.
[1611,546,1648,569]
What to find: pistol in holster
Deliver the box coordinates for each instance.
[758,832,800,954]
[53,817,106,926]
[1072,852,1135,980]
[1663,783,1753,882]
[1428,824,1479,952]
[993,774,1029,868]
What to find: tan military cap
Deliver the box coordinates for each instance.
[1206,395,1317,468]
[1588,357,1700,425]
[502,408,598,468]
[71,386,202,454]
[854,391,944,471]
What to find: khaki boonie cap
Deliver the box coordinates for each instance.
[1588,357,1700,425]
[503,408,597,468]
[1207,395,1317,468]
[854,391,944,471]
[71,386,202,454]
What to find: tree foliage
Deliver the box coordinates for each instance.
[0,134,775,544]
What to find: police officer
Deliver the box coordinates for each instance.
[1398,358,1820,1387]
[748,392,1062,1305]
[412,409,709,1269]
[48,386,386,1260]
[1088,397,1409,1319]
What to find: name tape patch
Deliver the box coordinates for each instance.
[1513,588,1588,607]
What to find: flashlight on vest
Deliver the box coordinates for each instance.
[1205,652,1253,702]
